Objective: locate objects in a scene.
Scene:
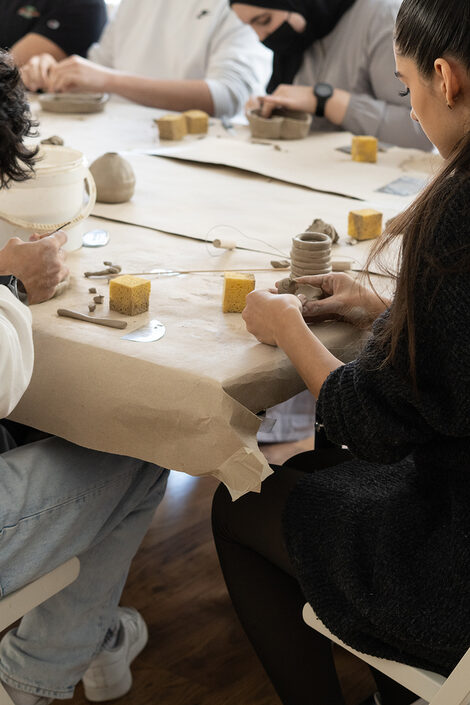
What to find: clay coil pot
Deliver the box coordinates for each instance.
[290,232,332,277]
[39,93,109,114]
[90,152,136,204]
[247,108,312,141]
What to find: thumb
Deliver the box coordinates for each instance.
[301,296,343,322]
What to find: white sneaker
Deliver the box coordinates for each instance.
[82,607,148,702]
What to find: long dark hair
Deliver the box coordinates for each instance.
[0,51,38,188]
[367,0,470,385]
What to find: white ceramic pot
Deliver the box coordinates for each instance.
[0,145,96,251]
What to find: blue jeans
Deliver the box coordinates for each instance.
[0,426,169,699]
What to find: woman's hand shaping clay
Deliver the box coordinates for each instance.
[293,272,390,328]
[242,289,303,346]
[0,232,69,304]
[46,56,116,93]
[258,85,317,118]
[21,53,58,92]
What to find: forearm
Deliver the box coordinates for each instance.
[0,248,13,276]
[275,307,343,398]
[324,89,351,126]
[11,33,67,67]
[106,73,215,114]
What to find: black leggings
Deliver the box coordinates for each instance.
[212,449,417,705]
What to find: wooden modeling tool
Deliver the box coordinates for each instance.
[57,309,127,329]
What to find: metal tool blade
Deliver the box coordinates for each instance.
[121,319,166,342]
[82,229,110,247]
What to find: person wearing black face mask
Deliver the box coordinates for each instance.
[230,0,432,151]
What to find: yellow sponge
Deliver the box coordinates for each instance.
[348,209,383,241]
[156,114,187,141]
[183,110,209,134]
[222,272,255,313]
[351,135,378,163]
[109,275,151,316]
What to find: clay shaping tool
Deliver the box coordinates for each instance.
[57,309,127,329]
[122,319,166,342]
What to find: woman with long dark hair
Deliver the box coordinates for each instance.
[212,0,470,703]
[230,0,432,150]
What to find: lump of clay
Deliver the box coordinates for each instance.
[90,153,136,204]
[40,135,64,146]
[156,114,187,141]
[276,278,322,301]
[39,92,109,114]
[351,135,378,163]
[306,218,339,244]
[290,232,332,278]
[109,275,151,316]
[348,209,383,241]
[222,272,255,313]
[183,110,209,134]
[247,108,312,141]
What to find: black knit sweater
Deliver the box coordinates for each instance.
[283,176,470,675]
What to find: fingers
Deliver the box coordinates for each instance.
[300,296,344,322]
[48,230,68,248]
[260,98,277,118]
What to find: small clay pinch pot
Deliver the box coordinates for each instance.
[247,109,283,139]
[276,278,322,301]
[276,109,312,140]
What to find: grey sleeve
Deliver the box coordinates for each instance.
[342,0,432,151]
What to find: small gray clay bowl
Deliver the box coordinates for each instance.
[39,93,109,114]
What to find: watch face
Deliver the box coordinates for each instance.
[316,83,333,99]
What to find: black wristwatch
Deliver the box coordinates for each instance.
[0,275,19,299]
[313,82,334,118]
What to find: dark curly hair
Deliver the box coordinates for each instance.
[0,50,38,188]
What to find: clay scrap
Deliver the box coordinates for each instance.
[306,218,339,244]
[90,153,136,204]
[84,262,122,278]
[247,108,312,141]
[39,93,109,114]
[290,232,332,278]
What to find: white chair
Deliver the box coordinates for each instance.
[303,603,470,705]
[0,558,80,705]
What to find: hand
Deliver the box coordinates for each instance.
[259,85,317,118]
[245,95,263,113]
[290,273,389,328]
[21,53,57,92]
[0,232,69,304]
[242,289,302,346]
[46,56,115,94]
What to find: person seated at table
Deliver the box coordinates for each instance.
[212,0,470,704]
[20,0,272,118]
[230,0,432,150]
[0,51,169,705]
[0,0,107,71]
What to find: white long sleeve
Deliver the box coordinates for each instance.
[0,287,34,418]
[88,0,272,118]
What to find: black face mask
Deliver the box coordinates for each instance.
[262,21,302,53]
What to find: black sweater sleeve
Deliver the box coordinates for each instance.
[317,179,470,464]
[34,0,107,57]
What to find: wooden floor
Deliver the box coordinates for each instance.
[64,438,375,705]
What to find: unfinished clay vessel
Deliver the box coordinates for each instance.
[39,92,109,114]
[247,108,312,141]
[290,232,332,278]
[90,152,136,204]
